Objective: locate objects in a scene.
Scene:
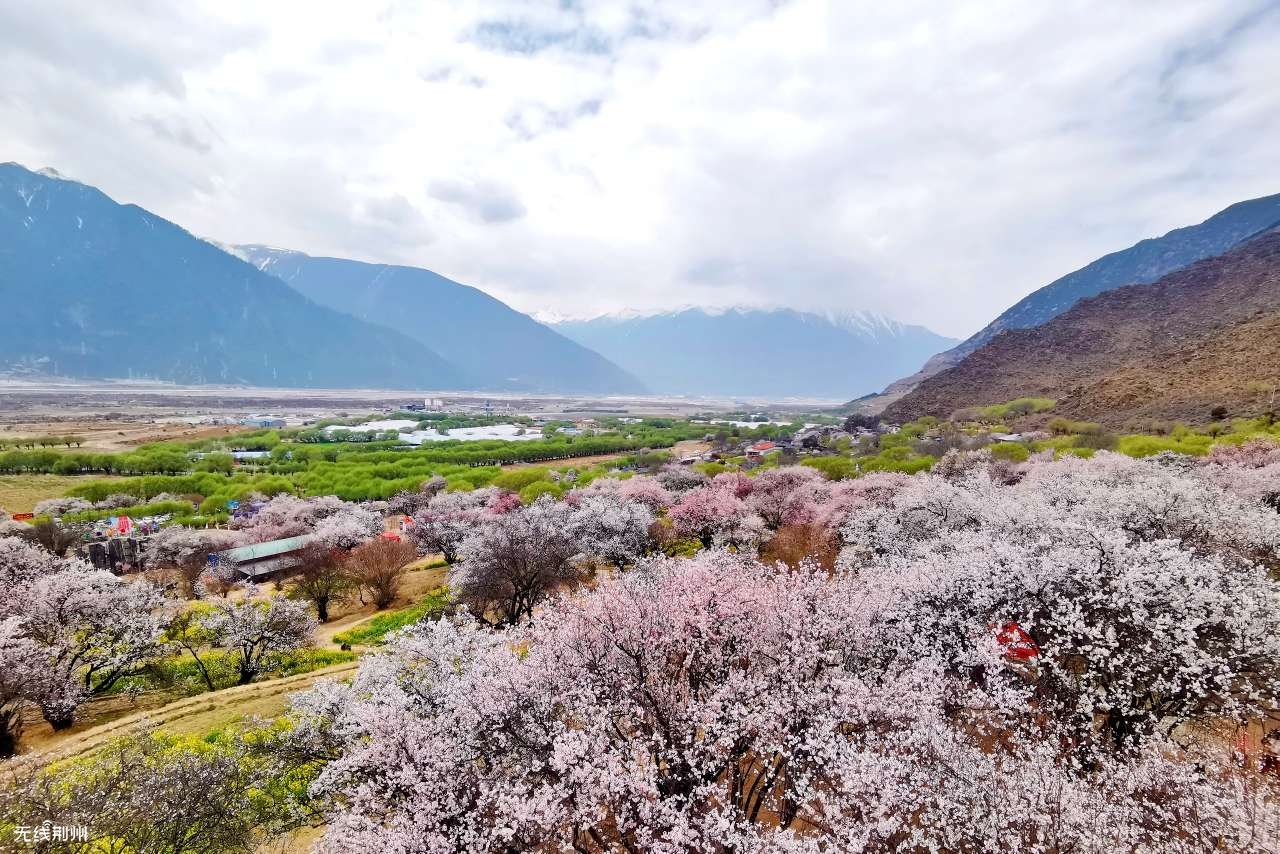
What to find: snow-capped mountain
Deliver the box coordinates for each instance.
[550,307,956,399]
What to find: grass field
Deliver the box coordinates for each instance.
[0,473,123,514]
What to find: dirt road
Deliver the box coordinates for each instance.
[25,661,358,761]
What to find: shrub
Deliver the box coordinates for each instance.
[1117,434,1213,458]
[801,457,856,480]
[492,468,556,492]
[988,442,1030,462]
[1073,431,1118,451]
[518,480,561,504]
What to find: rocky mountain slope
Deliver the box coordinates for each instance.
[552,308,956,399]
[0,163,462,388]
[847,191,1280,414]
[239,247,646,395]
[883,228,1280,426]
[929,192,1280,372]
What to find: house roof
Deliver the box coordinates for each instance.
[218,534,313,564]
[749,441,777,451]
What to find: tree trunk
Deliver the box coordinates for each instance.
[43,709,76,731]
[0,710,20,758]
[315,598,330,622]
[186,649,217,692]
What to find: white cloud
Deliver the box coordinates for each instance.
[2,0,1279,336]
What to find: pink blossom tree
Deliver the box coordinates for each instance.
[747,465,824,529]
[300,550,1276,852]
[615,474,675,511]
[669,484,763,548]
[409,487,503,564]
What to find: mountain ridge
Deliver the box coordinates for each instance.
[920,192,1280,374]
[239,245,648,395]
[0,163,463,389]
[552,307,956,399]
[882,226,1280,426]
[845,190,1280,413]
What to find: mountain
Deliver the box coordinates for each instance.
[551,308,957,399]
[883,227,1280,426]
[237,246,646,395]
[925,193,1280,376]
[0,163,463,388]
[846,191,1280,414]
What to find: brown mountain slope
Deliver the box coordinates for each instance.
[882,228,1280,426]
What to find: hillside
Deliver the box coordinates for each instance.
[239,246,646,395]
[552,308,956,399]
[0,164,462,389]
[846,191,1280,414]
[883,228,1280,426]
[927,192,1280,373]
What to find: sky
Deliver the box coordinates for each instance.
[2,0,1279,338]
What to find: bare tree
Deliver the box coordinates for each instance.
[287,543,353,622]
[341,537,415,610]
[17,518,85,557]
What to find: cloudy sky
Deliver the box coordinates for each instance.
[3,0,1279,337]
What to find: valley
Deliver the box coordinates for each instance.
[3,5,1280,849]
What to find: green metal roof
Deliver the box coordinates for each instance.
[218,535,312,564]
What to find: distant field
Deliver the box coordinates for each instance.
[1,419,249,452]
[0,473,122,514]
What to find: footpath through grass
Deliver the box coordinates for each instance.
[333,587,452,647]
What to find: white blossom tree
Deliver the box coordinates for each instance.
[449,496,582,626]
[200,592,316,685]
[570,494,656,568]
[301,549,1278,853]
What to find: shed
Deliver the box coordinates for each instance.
[216,535,313,581]
[241,417,287,429]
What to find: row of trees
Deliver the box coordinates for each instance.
[0,434,84,449]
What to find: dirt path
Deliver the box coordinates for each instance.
[26,661,358,761]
